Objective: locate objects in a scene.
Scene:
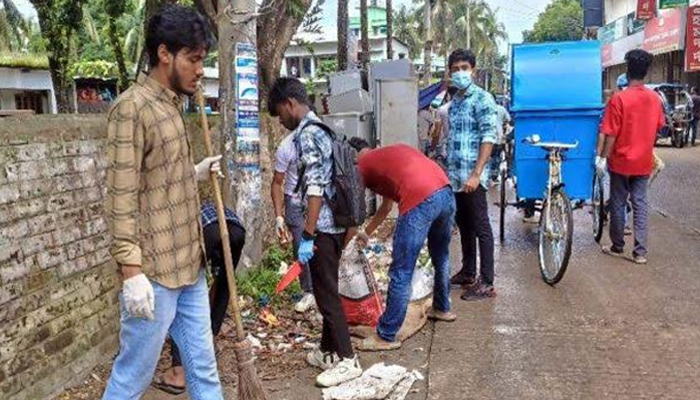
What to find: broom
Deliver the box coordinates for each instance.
[196,87,267,400]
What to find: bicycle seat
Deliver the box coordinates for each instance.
[523,135,578,151]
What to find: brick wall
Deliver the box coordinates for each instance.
[0,115,117,400]
[0,113,284,399]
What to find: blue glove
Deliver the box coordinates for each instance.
[298,238,315,265]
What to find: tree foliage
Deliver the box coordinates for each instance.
[522,0,583,43]
[0,0,30,51]
[395,0,507,88]
[30,0,84,113]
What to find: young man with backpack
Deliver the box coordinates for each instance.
[349,139,457,350]
[268,77,362,387]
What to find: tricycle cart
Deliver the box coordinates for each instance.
[501,41,604,285]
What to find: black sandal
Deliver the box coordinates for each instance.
[152,375,186,395]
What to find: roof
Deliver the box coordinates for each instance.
[0,53,49,70]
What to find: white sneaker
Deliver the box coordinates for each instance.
[295,293,316,313]
[315,355,362,388]
[306,347,339,370]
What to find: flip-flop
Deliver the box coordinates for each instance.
[152,376,186,395]
[357,336,401,352]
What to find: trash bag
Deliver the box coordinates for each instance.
[339,240,384,327]
[410,260,434,301]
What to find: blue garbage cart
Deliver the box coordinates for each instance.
[501,40,604,284]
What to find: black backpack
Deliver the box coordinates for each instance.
[294,121,367,228]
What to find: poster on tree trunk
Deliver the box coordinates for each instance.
[637,0,657,20]
[233,42,261,207]
[685,6,700,71]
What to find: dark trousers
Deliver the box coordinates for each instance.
[609,171,649,257]
[455,188,495,285]
[310,233,354,359]
[172,221,246,368]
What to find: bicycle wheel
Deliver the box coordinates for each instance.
[538,187,573,285]
[592,174,605,243]
[499,167,507,243]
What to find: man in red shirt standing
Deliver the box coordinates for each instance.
[348,138,457,350]
[599,49,665,264]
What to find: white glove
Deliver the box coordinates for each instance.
[122,273,155,320]
[595,156,607,176]
[195,155,224,182]
[275,216,291,244]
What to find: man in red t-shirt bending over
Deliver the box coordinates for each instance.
[599,49,665,264]
[348,139,457,350]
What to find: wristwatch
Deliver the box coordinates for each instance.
[302,230,316,241]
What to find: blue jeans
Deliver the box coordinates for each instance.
[609,171,649,257]
[377,187,456,342]
[102,270,223,400]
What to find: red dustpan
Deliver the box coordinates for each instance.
[275,261,303,294]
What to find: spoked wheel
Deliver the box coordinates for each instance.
[538,187,573,285]
[499,167,507,243]
[592,174,605,243]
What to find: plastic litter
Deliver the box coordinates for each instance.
[278,261,290,275]
[259,308,279,326]
[321,363,423,400]
[338,239,384,327]
[246,333,263,350]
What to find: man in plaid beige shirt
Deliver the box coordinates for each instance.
[101,5,225,400]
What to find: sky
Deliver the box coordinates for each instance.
[12,0,554,54]
[322,0,555,54]
[14,0,37,21]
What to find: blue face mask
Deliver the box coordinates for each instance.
[451,71,473,90]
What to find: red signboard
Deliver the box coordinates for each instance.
[637,0,657,20]
[686,6,700,71]
[601,43,613,66]
[643,8,685,54]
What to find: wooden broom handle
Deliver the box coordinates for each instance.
[196,87,246,341]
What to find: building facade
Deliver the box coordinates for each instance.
[0,67,57,114]
[600,0,700,90]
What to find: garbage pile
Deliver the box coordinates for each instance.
[322,363,423,400]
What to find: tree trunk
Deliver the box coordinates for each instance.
[107,18,130,92]
[32,1,77,113]
[48,58,75,114]
[423,0,432,87]
[386,0,393,60]
[337,0,349,71]
[360,0,369,72]
[256,0,312,103]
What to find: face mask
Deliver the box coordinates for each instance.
[451,71,473,90]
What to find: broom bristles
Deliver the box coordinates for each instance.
[234,339,267,400]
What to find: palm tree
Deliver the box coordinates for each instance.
[386,0,393,59]
[393,4,421,59]
[0,0,29,52]
[337,0,349,70]
[360,0,369,72]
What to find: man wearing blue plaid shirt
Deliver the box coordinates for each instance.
[445,49,499,301]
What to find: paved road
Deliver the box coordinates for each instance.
[429,144,700,400]
[144,145,700,400]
